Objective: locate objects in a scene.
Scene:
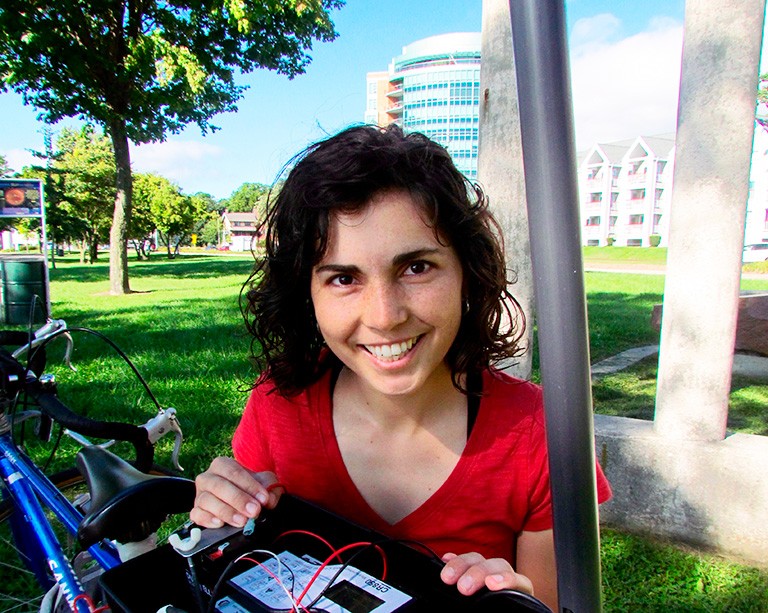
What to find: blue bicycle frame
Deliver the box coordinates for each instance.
[0,433,120,612]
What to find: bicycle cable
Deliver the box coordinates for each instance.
[6,320,164,472]
[26,325,163,412]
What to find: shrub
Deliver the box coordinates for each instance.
[649,234,662,247]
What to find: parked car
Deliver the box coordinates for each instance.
[742,242,768,263]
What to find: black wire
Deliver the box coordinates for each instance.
[302,537,441,611]
[40,422,65,473]
[5,319,162,473]
[26,325,162,411]
[205,552,298,613]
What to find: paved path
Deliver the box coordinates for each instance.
[584,261,768,281]
[591,344,768,381]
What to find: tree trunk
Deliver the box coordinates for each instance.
[108,119,132,294]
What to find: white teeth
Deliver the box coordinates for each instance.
[365,337,417,361]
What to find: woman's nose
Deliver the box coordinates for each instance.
[361,282,407,330]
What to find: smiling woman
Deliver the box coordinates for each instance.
[190,124,612,612]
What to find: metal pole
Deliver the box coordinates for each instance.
[507,2,603,611]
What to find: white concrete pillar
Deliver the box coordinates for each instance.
[478,0,534,379]
[655,0,766,441]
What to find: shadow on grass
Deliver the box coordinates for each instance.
[49,254,258,283]
[587,292,662,362]
[601,529,768,612]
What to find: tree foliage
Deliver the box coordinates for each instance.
[54,126,116,263]
[0,153,10,177]
[758,73,768,131]
[221,182,271,214]
[133,173,209,258]
[0,0,343,292]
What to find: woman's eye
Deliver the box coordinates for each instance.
[405,261,431,276]
[331,274,355,286]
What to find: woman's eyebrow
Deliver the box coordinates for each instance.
[392,248,440,267]
[314,248,442,274]
[313,263,360,275]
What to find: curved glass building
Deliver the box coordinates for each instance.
[366,33,481,179]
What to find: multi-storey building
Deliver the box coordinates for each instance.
[365,32,481,179]
[578,135,675,247]
[579,128,768,248]
[744,124,768,247]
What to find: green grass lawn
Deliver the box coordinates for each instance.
[2,251,766,611]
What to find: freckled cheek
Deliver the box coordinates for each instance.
[412,288,463,327]
[311,293,357,341]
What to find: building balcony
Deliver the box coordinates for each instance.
[627,172,648,185]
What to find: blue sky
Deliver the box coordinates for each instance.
[0,0,705,200]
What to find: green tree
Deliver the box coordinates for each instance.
[0,0,343,294]
[757,72,768,131]
[133,173,208,258]
[55,126,116,263]
[127,177,156,260]
[221,182,271,213]
[0,153,10,177]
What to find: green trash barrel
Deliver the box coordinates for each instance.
[0,255,49,325]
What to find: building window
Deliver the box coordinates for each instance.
[589,192,602,203]
[630,189,645,200]
[627,238,643,247]
[587,239,600,246]
[586,216,601,226]
[628,214,644,225]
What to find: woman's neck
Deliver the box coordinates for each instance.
[334,366,466,432]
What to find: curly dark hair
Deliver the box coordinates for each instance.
[241,124,525,396]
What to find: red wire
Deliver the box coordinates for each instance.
[241,556,304,612]
[275,529,341,561]
[71,594,97,612]
[295,541,388,606]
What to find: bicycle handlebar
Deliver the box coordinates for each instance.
[23,377,155,471]
[0,319,180,473]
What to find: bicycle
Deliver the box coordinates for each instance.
[0,317,197,613]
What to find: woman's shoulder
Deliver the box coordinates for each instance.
[248,368,334,410]
[482,367,542,401]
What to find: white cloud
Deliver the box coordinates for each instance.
[569,13,622,49]
[569,15,683,150]
[130,139,225,190]
[3,148,37,174]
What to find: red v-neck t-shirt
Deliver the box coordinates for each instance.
[232,368,611,562]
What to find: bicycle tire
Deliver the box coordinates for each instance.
[0,464,182,613]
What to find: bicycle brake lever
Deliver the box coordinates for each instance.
[142,407,185,471]
[171,427,184,472]
[62,332,77,372]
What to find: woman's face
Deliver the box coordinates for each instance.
[310,190,464,399]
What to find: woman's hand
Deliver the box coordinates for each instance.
[439,552,534,597]
[191,456,283,529]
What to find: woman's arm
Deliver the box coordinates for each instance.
[439,529,557,611]
[516,528,558,611]
[191,456,283,528]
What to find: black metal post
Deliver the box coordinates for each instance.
[507,2,603,611]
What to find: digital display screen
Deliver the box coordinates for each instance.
[324,579,385,613]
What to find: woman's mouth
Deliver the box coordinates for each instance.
[363,336,421,362]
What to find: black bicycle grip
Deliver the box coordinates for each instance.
[24,379,155,472]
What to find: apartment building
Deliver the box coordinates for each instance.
[579,127,768,248]
[365,33,481,179]
[579,135,675,247]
